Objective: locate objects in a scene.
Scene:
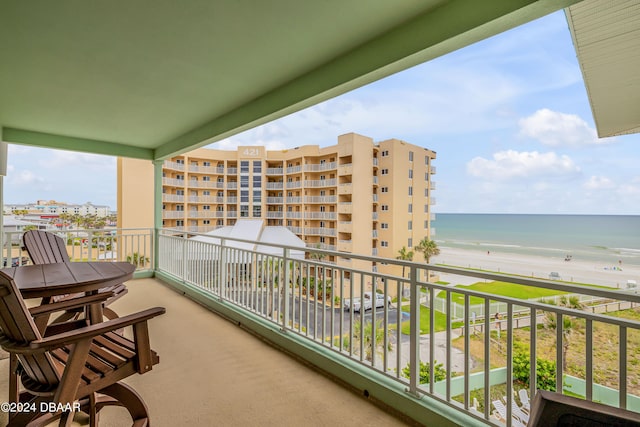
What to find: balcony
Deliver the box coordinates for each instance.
[304,162,337,172]
[3,228,640,427]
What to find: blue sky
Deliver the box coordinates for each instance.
[4,10,640,214]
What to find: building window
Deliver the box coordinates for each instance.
[253,161,262,173]
[253,190,261,203]
[320,221,325,228]
[381,205,389,211]
[203,161,211,167]
[176,159,184,164]
[425,204,429,212]
[381,169,389,175]
[217,219,224,226]
[424,220,428,228]
[424,189,429,197]
[408,186,413,196]
[381,150,389,157]
[408,220,412,230]
[241,176,249,188]
[408,204,412,213]
[176,174,184,180]
[203,220,210,225]
[381,241,389,247]
[241,191,249,203]
[381,223,389,229]
[253,176,262,187]
[381,187,388,193]
[253,206,261,217]
[176,205,184,211]
[408,169,413,179]
[320,205,326,212]
[240,206,249,217]
[203,205,211,210]
[203,176,211,181]
[409,151,414,161]
[408,238,413,247]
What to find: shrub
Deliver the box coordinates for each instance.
[402,360,447,384]
[512,350,556,391]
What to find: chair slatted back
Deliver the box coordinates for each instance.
[0,271,60,389]
[23,230,70,265]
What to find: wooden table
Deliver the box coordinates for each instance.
[1,261,135,300]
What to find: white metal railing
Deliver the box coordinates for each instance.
[304,179,337,187]
[266,197,284,204]
[286,165,302,174]
[304,227,336,237]
[3,228,154,273]
[163,210,185,219]
[286,212,302,219]
[286,197,302,203]
[286,181,302,189]
[163,160,185,171]
[162,178,185,186]
[155,229,640,426]
[304,196,337,204]
[304,212,337,220]
[304,162,337,172]
[163,194,185,202]
[265,167,284,175]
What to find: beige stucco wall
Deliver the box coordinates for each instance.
[117,157,154,230]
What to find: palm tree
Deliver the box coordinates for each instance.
[396,246,414,278]
[414,237,439,282]
[543,296,584,372]
[413,237,440,263]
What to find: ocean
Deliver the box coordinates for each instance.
[433,214,640,267]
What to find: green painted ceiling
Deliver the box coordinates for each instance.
[0,0,579,160]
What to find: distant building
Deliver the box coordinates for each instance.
[4,201,111,219]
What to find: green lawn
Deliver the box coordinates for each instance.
[400,305,463,334]
[437,281,568,305]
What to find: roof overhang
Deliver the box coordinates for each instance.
[566,0,640,138]
[0,0,580,160]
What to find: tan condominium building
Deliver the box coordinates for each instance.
[118,132,436,275]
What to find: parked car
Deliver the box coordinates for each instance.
[343,297,362,312]
[363,292,392,310]
[343,292,391,312]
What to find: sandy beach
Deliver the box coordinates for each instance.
[431,246,640,289]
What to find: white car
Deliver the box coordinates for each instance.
[344,292,391,312]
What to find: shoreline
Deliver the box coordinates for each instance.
[431,246,640,288]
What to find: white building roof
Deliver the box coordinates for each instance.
[190,220,306,260]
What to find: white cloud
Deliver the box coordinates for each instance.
[8,169,49,188]
[584,175,615,190]
[467,150,581,180]
[518,108,613,147]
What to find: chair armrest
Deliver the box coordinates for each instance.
[28,291,114,316]
[28,307,166,352]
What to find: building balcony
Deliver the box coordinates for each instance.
[163,160,185,171]
[304,212,336,220]
[304,196,338,204]
[3,228,639,427]
[304,162,337,172]
[337,202,352,214]
[266,197,284,204]
[163,210,185,219]
[265,167,284,175]
[162,194,185,203]
[304,179,336,188]
[162,178,185,187]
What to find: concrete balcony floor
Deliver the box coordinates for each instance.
[0,278,410,426]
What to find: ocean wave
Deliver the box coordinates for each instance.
[613,247,640,254]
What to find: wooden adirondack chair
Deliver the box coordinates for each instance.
[22,230,128,322]
[0,269,165,426]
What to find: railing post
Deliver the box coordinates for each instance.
[283,248,290,328]
[408,264,420,396]
[219,238,227,300]
[181,232,188,282]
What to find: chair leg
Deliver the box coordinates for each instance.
[97,382,150,426]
